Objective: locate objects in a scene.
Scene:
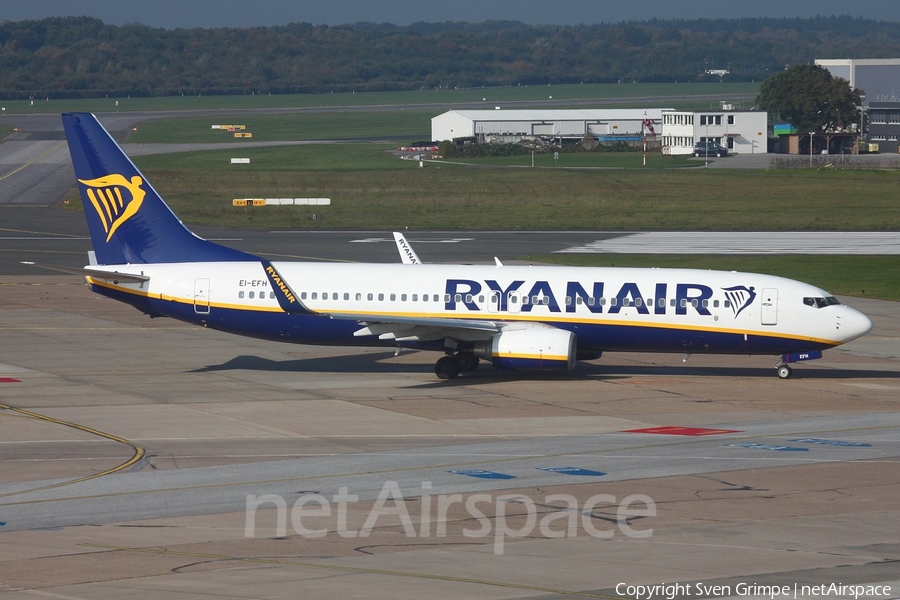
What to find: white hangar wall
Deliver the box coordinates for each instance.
[432,109,670,143]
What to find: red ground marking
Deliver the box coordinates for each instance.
[623,426,743,436]
[0,378,22,383]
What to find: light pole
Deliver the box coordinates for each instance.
[705,118,709,168]
[858,93,866,154]
[642,111,647,167]
[809,132,814,168]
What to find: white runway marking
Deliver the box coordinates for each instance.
[350,237,474,244]
[557,232,900,254]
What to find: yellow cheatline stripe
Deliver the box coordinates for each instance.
[0,403,145,499]
[78,544,627,599]
[86,279,841,347]
[497,352,570,361]
[0,141,66,182]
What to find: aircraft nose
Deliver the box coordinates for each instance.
[838,306,872,343]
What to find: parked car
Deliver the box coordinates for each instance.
[693,141,728,157]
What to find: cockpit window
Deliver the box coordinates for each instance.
[803,296,841,309]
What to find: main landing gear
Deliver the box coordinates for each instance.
[434,351,479,380]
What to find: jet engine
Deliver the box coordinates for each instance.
[472,326,576,371]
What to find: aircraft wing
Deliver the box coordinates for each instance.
[327,312,500,342]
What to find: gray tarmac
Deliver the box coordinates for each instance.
[0,278,897,599]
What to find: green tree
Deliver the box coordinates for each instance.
[757,64,862,133]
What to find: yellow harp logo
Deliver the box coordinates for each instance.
[78,174,146,243]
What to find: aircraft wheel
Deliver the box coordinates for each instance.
[776,365,792,379]
[435,355,461,380]
[456,351,479,372]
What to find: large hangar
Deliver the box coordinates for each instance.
[815,58,900,104]
[432,109,669,143]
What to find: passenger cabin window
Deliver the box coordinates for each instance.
[401,294,407,301]
[344,293,350,300]
[378,293,384,301]
[239,291,245,298]
[367,293,374,301]
[249,291,255,299]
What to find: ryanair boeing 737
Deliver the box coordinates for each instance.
[62,112,872,380]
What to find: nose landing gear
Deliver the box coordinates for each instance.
[776,363,793,379]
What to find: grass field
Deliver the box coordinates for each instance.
[129,111,435,143]
[3,82,759,115]
[126,149,900,231]
[531,254,900,301]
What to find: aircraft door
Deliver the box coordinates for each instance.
[194,278,210,314]
[760,288,777,326]
[487,291,501,313]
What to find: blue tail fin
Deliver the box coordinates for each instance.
[62,112,258,265]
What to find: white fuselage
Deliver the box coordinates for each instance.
[85,261,872,357]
